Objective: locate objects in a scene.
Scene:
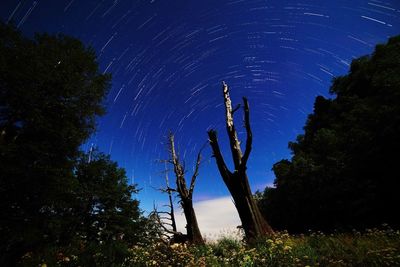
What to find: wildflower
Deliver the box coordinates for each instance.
[283,245,292,251]
[170,243,180,249]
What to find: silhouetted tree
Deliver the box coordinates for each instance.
[0,22,110,265]
[72,150,147,266]
[167,133,204,244]
[258,35,400,232]
[150,168,187,244]
[208,82,274,243]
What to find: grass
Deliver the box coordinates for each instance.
[126,226,400,267]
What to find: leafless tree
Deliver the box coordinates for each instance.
[150,163,192,244]
[207,82,274,243]
[167,133,204,244]
[149,205,188,245]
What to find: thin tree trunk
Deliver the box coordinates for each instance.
[164,169,178,233]
[208,82,274,243]
[169,134,204,245]
[152,166,185,244]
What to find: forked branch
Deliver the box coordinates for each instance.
[207,130,232,181]
[189,151,201,195]
[241,97,252,169]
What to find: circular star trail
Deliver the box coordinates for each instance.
[1,0,399,211]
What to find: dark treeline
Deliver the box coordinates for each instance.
[0,23,155,266]
[257,36,400,233]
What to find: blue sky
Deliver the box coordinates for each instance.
[1,0,400,214]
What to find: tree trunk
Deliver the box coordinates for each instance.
[228,172,273,242]
[169,134,204,245]
[181,199,203,244]
[208,82,274,243]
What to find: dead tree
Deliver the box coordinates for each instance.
[149,164,191,244]
[149,204,188,245]
[168,133,204,245]
[164,171,177,233]
[207,82,274,243]
[148,206,173,244]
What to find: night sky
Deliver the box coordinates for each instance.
[1,0,400,213]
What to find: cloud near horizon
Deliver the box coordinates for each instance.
[174,196,242,240]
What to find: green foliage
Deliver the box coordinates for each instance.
[16,150,155,266]
[127,228,400,266]
[74,151,142,243]
[258,35,400,232]
[0,22,151,266]
[68,151,150,266]
[0,21,110,265]
[211,237,242,258]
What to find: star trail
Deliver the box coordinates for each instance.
[1,0,399,212]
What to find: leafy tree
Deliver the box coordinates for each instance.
[72,150,148,266]
[0,22,111,264]
[259,36,400,232]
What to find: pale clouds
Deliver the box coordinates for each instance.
[174,196,242,240]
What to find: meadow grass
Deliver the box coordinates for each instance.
[127,227,400,267]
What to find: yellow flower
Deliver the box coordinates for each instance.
[170,243,180,249]
[283,245,292,251]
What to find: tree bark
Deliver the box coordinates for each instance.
[208,82,274,243]
[169,134,204,245]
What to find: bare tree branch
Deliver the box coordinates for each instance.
[167,132,204,244]
[232,103,241,114]
[155,215,181,235]
[189,151,201,195]
[158,187,177,193]
[241,97,252,169]
[150,204,182,238]
[208,130,232,181]
[188,141,207,195]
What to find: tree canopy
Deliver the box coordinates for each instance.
[70,151,149,266]
[0,22,149,266]
[258,35,400,233]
